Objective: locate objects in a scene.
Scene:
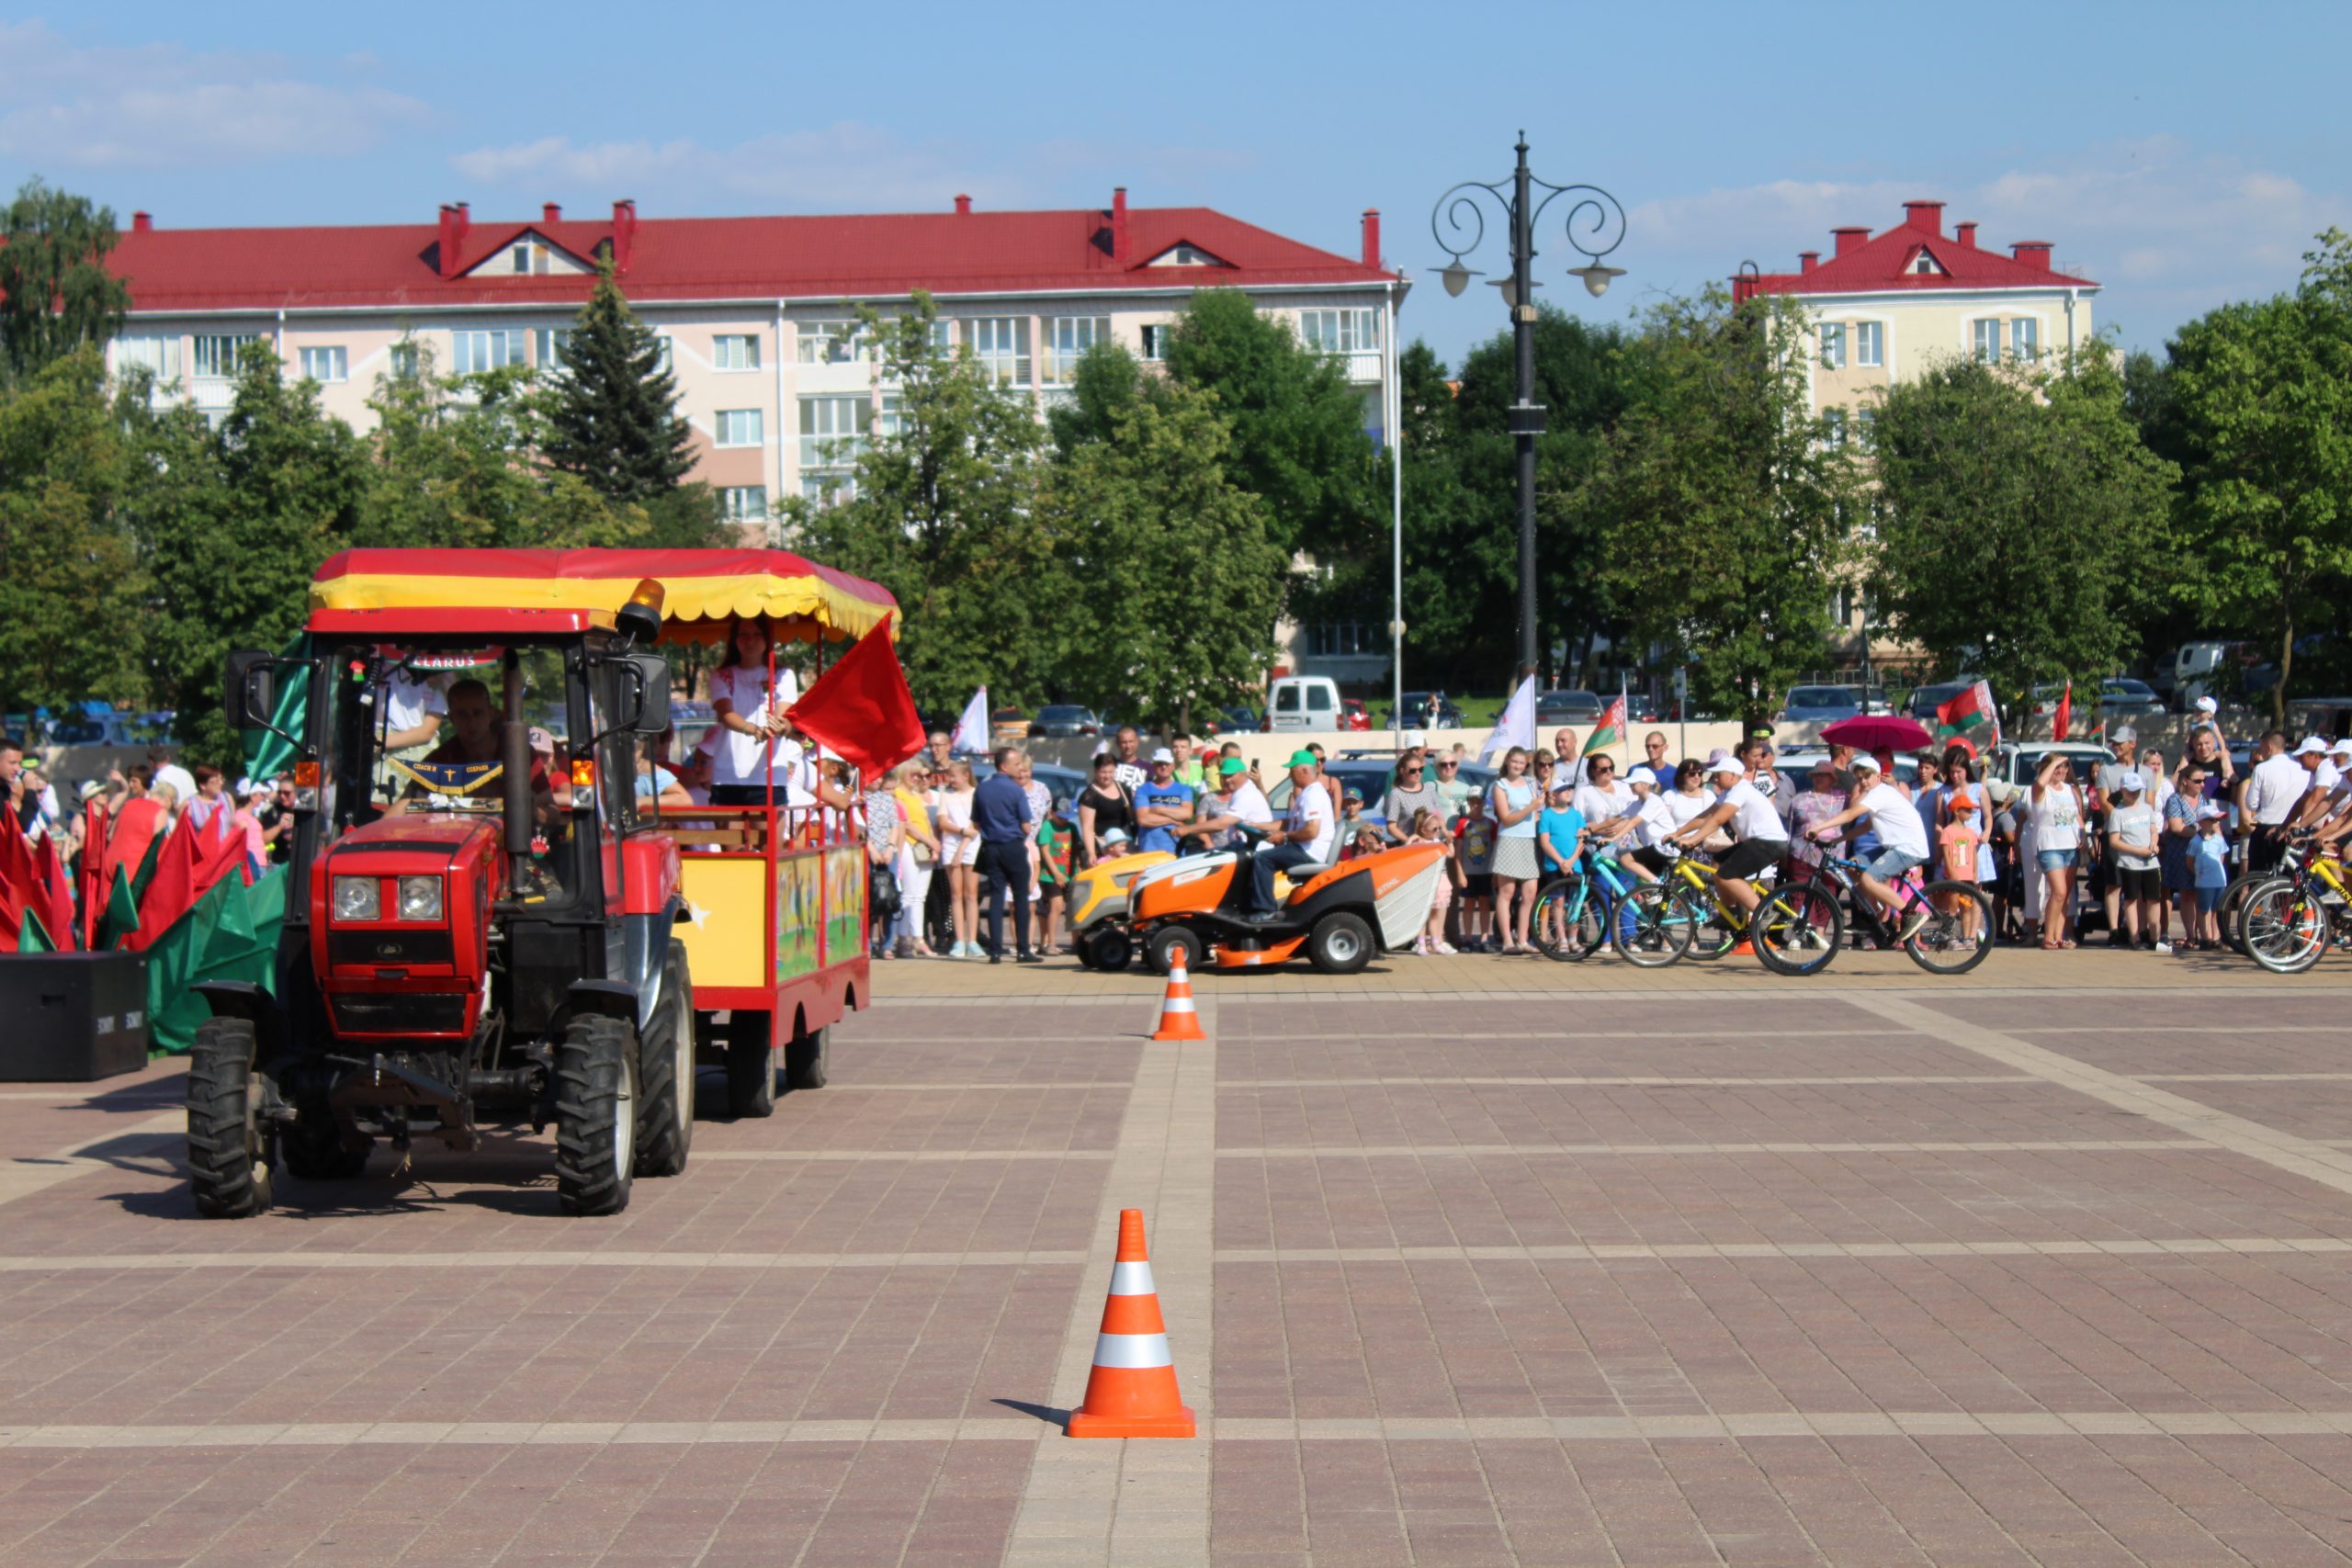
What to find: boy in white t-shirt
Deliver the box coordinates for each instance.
[1803,753,1931,939]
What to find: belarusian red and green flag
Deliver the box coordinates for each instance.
[1582,689,1628,758]
[1933,680,2001,752]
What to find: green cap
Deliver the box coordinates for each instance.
[1219,757,1248,775]
[1286,748,1319,768]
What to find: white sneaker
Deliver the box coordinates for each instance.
[2153,941,2174,955]
[1433,941,1459,955]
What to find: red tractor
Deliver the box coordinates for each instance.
[194,548,895,1217]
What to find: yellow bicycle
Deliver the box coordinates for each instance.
[1620,850,1847,975]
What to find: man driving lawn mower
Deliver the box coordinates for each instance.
[1247,750,1333,920]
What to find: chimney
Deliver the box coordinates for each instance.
[436,203,464,279]
[1831,226,1869,259]
[1902,199,1944,237]
[1112,186,1129,266]
[1954,220,1977,250]
[1361,209,1381,269]
[130,210,152,233]
[612,198,637,275]
[1798,250,1818,275]
[543,201,562,223]
[2011,241,2053,271]
[954,193,971,216]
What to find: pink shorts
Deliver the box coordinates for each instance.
[1428,874,1453,912]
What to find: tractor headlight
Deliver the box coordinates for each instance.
[333,874,380,922]
[397,875,444,922]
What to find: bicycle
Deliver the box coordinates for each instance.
[2237,831,2352,975]
[1809,854,1996,976]
[1531,847,1675,962]
[1620,847,1846,976]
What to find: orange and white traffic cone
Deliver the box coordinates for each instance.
[1067,1209,1195,1438]
[1150,953,1205,1042]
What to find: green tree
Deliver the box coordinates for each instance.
[1162,288,1377,562]
[541,259,695,504]
[2166,229,2352,723]
[0,351,146,712]
[786,293,1069,712]
[0,178,131,387]
[1043,344,1284,729]
[1586,291,1856,729]
[127,344,364,764]
[1868,350,2177,721]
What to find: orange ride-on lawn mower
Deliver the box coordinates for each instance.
[1126,834,1447,976]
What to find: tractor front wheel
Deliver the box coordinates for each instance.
[187,1017,273,1219]
[554,1012,638,1216]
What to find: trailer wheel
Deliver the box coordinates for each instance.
[635,942,695,1178]
[725,1011,776,1119]
[1306,911,1376,976]
[554,1012,637,1216]
[786,1024,829,1090]
[187,1017,273,1218]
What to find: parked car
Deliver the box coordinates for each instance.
[970,760,1086,804]
[2029,680,2166,724]
[1266,675,1342,731]
[1535,690,1605,727]
[1905,681,1974,723]
[1339,698,1372,732]
[1985,740,2117,787]
[1027,705,1102,739]
[1775,750,1919,796]
[1216,705,1261,735]
[989,706,1029,744]
[1386,691,1465,730]
[1777,684,1867,723]
[2165,640,2255,709]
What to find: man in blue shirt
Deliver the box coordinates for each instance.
[973,748,1043,964]
[1133,747,1197,854]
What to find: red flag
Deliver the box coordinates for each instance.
[193,812,251,897]
[0,821,28,948]
[103,797,166,892]
[784,616,925,780]
[31,835,75,952]
[2052,680,2072,742]
[127,819,204,953]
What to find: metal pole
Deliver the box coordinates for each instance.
[1387,285,1404,753]
[1511,136,1539,682]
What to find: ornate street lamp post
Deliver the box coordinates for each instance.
[1431,135,1626,682]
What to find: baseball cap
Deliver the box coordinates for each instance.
[2119,771,2146,791]
[1948,788,1977,811]
[2195,695,2219,715]
[1401,728,1428,749]
[1704,749,1742,776]
[2330,739,2352,759]
[1286,749,1318,768]
[1850,753,1883,774]
[2113,725,2137,744]
[2198,802,2226,821]
[1049,795,1072,818]
[1550,780,1576,797]
[526,726,555,755]
[1218,757,1247,776]
[1150,747,1173,763]
[1344,786,1364,803]
[2295,735,2328,756]
[1628,773,1655,791]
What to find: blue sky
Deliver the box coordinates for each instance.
[5,1,2344,367]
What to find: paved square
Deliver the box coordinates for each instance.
[4,949,2351,1563]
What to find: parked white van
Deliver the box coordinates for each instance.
[1266,676,1341,731]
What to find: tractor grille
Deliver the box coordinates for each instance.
[332,992,469,1036]
[329,930,454,969]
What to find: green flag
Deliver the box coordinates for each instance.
[17,910,55,953]
[105,863,140,948]
[242,637,311,783]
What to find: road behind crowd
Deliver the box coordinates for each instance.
[3,953,2351,1566]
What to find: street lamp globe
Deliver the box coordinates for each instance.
[1569,263,1626,298]
[1440,261,1474,298]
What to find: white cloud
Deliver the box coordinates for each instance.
[1626,137,2343,339]
[452,124,1026,211]
[0,19,431,168]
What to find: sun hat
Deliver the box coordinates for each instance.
[1286,748,1318,769]
[1102,827,1132,845]
[2331,738,2352,759]
[1985,779,2018,806]
[526,726,555,755]
[1150,747,1173,763]
[1808,757,1837,774]
[2119,771,2146,792]
[78,779,106,802]
[1219,757,1247,776]
[2195,695,2219,715]
[2295,735,2328,756]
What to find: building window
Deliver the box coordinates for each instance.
[1820,408,1847,449]
[1855,321,1883,367]
[388,341,422,380]
[1298,308,1379,355]
[796,321,868,365]
[299,346,347,383]
[1306,623,1374,658]
[877,393,907,437]
[509,242,550,276]
[1972,320,2002,364]
[532,328,571,370]
[650,333,673,374]
[1818,322,1846,370]
[1044,316,1110,385]
[715,409,763,448]
[192,333,263,379]
[798,395,869,468]
[965,317,1031,386]
[451,329,523,376]
[720,486,768,524]
[1139,324,1171,362]
[2011,318,2040,361]
[713,333,762,372]
[113,334,181,380]
[1856,407,1878,452]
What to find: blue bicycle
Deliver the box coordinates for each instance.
[1532,846,1676,962]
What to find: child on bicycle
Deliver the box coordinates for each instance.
[1804,752,1932,941]
[1410,807,1457,954]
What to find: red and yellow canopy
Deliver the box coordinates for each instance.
[308,548,898,644]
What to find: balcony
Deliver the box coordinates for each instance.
[1332,349,1383,384]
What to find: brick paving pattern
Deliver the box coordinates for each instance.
[3,952,2351,1563]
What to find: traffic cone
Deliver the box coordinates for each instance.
[1067,1209,1196,1438]
[1151,953,1205,1042]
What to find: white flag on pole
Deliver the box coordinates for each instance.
[950,686,990,757]
[1476,675,1538,767]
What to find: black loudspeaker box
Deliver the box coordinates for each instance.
[0,952,152,1081]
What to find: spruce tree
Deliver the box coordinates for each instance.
[541,258,694,502]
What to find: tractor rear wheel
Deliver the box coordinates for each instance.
[1306,911,1376,975]
[187,1017,273,1218]
[554,1012,637,1216]
[786,1024,829,1090]
[635,942,695,1178]
[725,1011,776,1119]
